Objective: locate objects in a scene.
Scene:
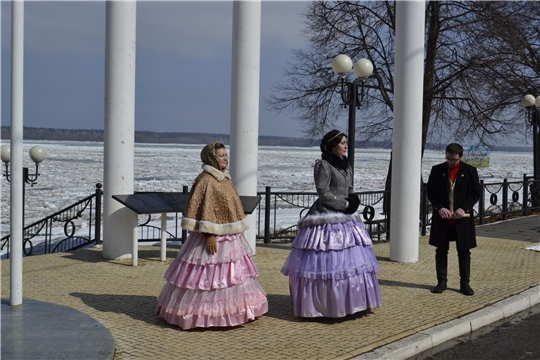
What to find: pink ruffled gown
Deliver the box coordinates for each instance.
[156,232,268,329]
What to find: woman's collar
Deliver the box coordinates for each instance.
[202,164,231,181]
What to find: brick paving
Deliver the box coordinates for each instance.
[1,215,539,359]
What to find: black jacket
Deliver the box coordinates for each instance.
[426,161,481,250]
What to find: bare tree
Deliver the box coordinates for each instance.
[267,1,540,151]
[463,1,540,140]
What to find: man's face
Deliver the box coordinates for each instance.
[446,153,461,169]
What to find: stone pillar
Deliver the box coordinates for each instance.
[389,1,426,262]
[229,0,262,253]
[102,1,137,261]
[9,0,24,306]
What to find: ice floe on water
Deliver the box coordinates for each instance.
[0,140,534,248]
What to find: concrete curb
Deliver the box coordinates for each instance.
[352,285,540,360]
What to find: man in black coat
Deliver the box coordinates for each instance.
[426,143,481,296]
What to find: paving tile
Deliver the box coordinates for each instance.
[1,215,539,360]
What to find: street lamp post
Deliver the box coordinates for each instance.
[522,94,540,207]
[332,54,374,180]
[1,144,48,253]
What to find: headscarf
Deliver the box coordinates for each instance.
[200,141,226,170]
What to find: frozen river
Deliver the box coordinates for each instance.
[0,140,534,230]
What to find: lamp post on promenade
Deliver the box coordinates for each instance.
[331,54,373,181]
[1,144,48,253]
[522,94,540,207]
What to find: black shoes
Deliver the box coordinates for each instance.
[431,280,474,295]
[460,281,474,296]
[431,280,447,293]
[433,254,474,295]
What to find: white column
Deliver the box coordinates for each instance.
[102,1,137,261]
[389,1,425,262]
[229,0,261,253]
[9,0,24,306]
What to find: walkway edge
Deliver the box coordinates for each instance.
[352,285,540,360]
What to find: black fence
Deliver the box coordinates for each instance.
[1,184,103,258]
[257,175,540,243]
[256,186,389,243]
[2,175,539,257]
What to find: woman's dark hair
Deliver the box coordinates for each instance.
[320,130,347,153]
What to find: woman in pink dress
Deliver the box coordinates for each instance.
[156,141,268,329]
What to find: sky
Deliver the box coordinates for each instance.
[1,0,312,138]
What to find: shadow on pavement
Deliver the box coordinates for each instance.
[378,278,433,291]
[70,292,163,326]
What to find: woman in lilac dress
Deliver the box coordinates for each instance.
[281,130,382,318]
[156,141,268,329]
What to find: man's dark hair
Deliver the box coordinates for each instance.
[446,143,463,157]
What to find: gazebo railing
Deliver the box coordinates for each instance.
[2,175,538,256]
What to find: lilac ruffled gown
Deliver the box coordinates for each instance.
[156,232,268,329]
[281,213,382,318]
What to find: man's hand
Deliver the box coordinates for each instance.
[206,234,217,255]
[438,207,452,219]
[452,208,465,219]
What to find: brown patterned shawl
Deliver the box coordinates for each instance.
[181,164,248,235]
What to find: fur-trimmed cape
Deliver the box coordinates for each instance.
[181,164,249,235]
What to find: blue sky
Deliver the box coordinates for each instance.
[1,1,311,138]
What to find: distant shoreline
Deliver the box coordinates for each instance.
[0,125,533,152]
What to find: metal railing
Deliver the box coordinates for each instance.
[136,213,183,242]
[418,174,539,235]
[256,186,389,243]
[256,175,539,243]
[1,183,103,258]
[2,175,539,256]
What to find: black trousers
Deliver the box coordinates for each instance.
[435,225,470,259]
